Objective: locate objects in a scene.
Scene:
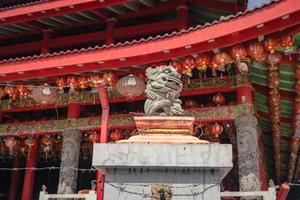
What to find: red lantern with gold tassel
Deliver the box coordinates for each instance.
[210,123,224,138]
[169,60,183,73]
[5,86,19,100]
[231,45,247,62]
[248,43,267,63]
[195,54,210,73]
[17,86,31,99]
[103,73,117,87]
[67,76,78,94]
[184,100,198,109]
[56,77,67,94]
[182,56,196,76]
[280,35,294,50]
[213,52,232,74]
[78,76,89,90]
[212,93,226,106]
[25,137,36,149]
[88,131,99,143]
[264,38,278,54]
[89,74,103,88]
[111,130,124,141]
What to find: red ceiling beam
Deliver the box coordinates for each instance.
[0,0,132,27]
[0,0,299,81]
[187,0,242,13]
[0,19,178,56]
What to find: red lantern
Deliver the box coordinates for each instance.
[5,136,17,150]
[116,74,145,97]
[280,35,294,50]
[78,76,89,90]
[182,56,196,75]
[231,45,247,62]
[89,74,103,88]
[213,52,232,69]
[169,60,183,73]
[25,137,36,148]
[264,38,278,54]
[137,72,146,81]
[67,76,78,93]
[88,131,99,143]
[17,86,31,99]
[111,130,124,141]
[210,123,224,138]
[5,86,19,100]
[103,73,116,86]
[248,43,267,62]
[0,87,6,99]
[212,93,225,106]
[195,54,210,72]
[56,77,67,90]
[42,136,52,146]
[184,100,198,109]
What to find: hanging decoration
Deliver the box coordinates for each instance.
[25,137,36,149]
[0,86,6,99]
[230,45,247,63]
[88,131,99,143]
[5,136,17,155]
[56,77,67,94]
[116,74,145,98]
[184,100,198,109]
[247,43,267,63]
[78,76,89,90]
[209,123,224,138]
[213,52,232,72]
[17,86,31,100]
[182,56,196,77]
[5,86,19,100]
[31,84,58,105]
[67,76,78,94]
[111,130,124,141]
[264,38,278,54]
[169,60,183,73]
[212,93,226,106]
[195,54,210,78]
[42,135,53,160]
[103,72,117,87]
[280,35,295,54]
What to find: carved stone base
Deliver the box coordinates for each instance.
[117,116,209,144]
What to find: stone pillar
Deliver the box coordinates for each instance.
[57,129,81,193]
[234,115,262,192]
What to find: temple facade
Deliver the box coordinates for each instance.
[0,0,299,199]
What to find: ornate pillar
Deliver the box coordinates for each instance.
[234,115,262,192]
[57,129,81,193]
[21,138,38,200]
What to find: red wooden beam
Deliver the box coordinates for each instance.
[276,183,290,200]
[187,0,242,13]
[0,0,299,81]
[0,0,132,27]
[0,19,178,56]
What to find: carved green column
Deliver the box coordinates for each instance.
[234,115,262,192]
[57,129,81,194]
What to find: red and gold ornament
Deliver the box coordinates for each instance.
[5,86,19,100]
[184,100,198,109]
[25,137,36,149]
[67,76,78,94]
[89,74,103,88]
[213,52,232,69]
[88,131,99,143]
[210,123,224,138]
[195,54,210,72]
[103,73,116,87]
[212,93,225,106]
[78,76,89,90]
[248,43,267,62]
[169,60,183,73]
[182,56,196,76]
[280,35,294,50]
[111,130,124,141]
[230,45,247,62]
[264,38,278,54]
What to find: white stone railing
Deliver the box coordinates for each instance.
[221,187,276,200]
[39,191,96,200]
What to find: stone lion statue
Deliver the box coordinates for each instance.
[144,66,183,116]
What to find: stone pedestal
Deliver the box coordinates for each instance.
[57,129,81,194]
[93,143,232,200]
